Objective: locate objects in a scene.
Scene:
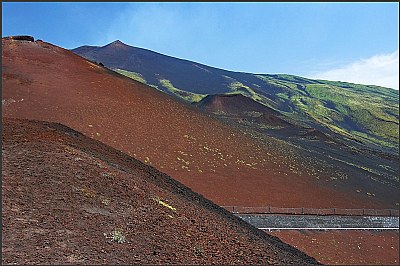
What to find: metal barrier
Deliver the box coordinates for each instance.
[222,206,400,217]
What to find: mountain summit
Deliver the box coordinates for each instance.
[106,39,130,48]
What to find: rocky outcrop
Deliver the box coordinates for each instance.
[3,35,34,42]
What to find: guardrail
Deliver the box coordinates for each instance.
[221,206,400,217]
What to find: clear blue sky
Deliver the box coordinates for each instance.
[2,2,399,89]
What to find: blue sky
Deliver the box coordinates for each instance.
[2,2,399,89]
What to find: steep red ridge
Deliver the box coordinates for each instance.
[2,117,319,265]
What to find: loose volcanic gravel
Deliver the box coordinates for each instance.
[2,118,320,265]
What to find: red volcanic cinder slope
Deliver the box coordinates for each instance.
[269,230,399,265]
[2,117,319,265]
[1,37,390,209]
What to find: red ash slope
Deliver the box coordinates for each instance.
[269,230,399,265]
[2,117,319,265]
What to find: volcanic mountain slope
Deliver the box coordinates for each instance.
[2,117,319,265]
[270,230,399,265]
[196,94,292,127]
[72,38,400,208]
[2,37,398,209]
[73,40,399,153]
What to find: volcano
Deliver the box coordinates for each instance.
[2,37,398,211]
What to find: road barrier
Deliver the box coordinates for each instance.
[222,206,400,217]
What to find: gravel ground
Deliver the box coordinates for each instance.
[270,229,399,265]
[2,118,319,265]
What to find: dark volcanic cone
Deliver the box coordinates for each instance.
[196,93,292,127]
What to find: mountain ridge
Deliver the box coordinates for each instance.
[73,40,398,90]
[72,40,399,154]
[73,40,262,76]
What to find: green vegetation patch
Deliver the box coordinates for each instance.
[304,84,399,145]
[159,78,206,103]
[253,73,399,150]
[115,68,147,84]
[225,79,264,102]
